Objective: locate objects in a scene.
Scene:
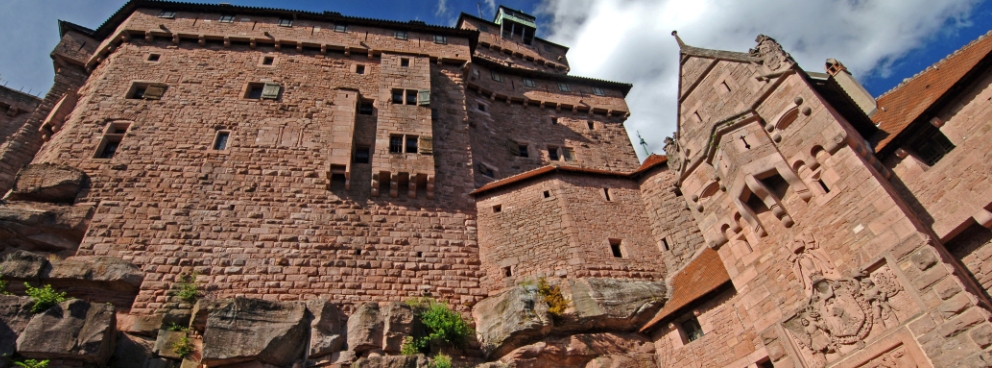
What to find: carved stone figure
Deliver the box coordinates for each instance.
[749,34,794,71]
[664,136,684,173]
[787,231,841,297]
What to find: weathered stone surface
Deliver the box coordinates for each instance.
[201,298,308,367]
[348,302,385,353]
[0,295,35,360]
[5,163,87,203]
[46,255,144,308]
[307,298,345,358]
[473,286,553,359]
[382,302,417,354]
[351,354,429,368]
[560,278,666,332]
[108,332,173,368]
[16,299,116,364]
[191,298,232,332]
[0,250,51,280]
[0,202,93,252]
[154,329,188,359]
[498,333,655,368]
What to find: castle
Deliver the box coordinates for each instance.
[0,1,990,367]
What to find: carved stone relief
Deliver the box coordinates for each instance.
[783,235,919,368]
[857,344,917,368]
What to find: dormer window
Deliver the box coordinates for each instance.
[395,30,408,40]
[278,18,293,27]
[558,83,570,92]
[334,24,347,33]
[434,35,447,44]
[158,10,176,19]
[592,87,605,96]
[219,14,235,23]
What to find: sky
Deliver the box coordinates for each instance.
[1,0,990,161]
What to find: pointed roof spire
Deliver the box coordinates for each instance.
[671,30,685,49]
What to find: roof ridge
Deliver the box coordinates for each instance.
[875,29,992,99]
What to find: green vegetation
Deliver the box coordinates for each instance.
[168,321,186,332]
[537,278,569,320]
[404,299,474,354]
[172,273,199,303]
[172,335,195,358]
[13,360,49,368]
[401,336,419,355]
[24,283,67,313]
[431,353,452,368]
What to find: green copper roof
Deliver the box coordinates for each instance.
[494,6,536,29]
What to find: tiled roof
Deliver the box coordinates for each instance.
[470,155,667,196]
[639,247,731,333]
[871,30,992,152]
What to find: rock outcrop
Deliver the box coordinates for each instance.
[0,250,51,280]
[5,163,87,204]
[307,299,345,358]
[347,302,385,354]
[0,252,144,308]
[0,295,35,360]
[0,202,93,252]
[351,354,430,368]
[200,298,309,367]
[473,286,553,359]
[561,278,666,332]
[498,332,656,368]
[16,299,117,364]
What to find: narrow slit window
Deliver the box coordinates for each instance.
[609,239,623,258]
[587,121,594,130]
[720,81,731,93]
[503,266,512,277]
[604,188,612,201]
[389,135,403,153]
[817,178,830,194]
[661,238,670,251]
[213,131,230,150]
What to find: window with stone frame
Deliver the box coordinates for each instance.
[127,82,167,100]
[389,135,403,153]
[477,162,495,178]
[245,82,280,100]
[562,147,575,162]
[679,315,704,343]
[213,131,230,150]
[609,238,624,257]
[400,58,410,67]
[94,122,131,159]
[548,145,560,161]
[905,121,956,166]
[405,135,419,153]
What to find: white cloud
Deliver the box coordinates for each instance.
[436,0,449,17]
[537,0,980,161]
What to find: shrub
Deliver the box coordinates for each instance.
[537,278,569,320]
[404,299,473,353]
[172,335,195,358]
[24,283,67,313]
[13,360,49,368]
[400,336,419,355]
[431,353,452,368]
[172,273,199,303]
[168,321,186,332]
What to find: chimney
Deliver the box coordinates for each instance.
[825,58,877,117]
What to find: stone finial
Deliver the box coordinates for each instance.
[671,30,685,48]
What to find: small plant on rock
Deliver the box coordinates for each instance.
[168,321,187,332]
[24,283,67,313]
[400,336,419,355]
[172,273,199,303]
[431,353,452,368]
[172,335,195,358]
[537,278,569,321]
[13,359,49,368]
[404,299,474,354]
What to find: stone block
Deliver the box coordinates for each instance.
[201,298,308,367]
[473,285,553,359]
[5,163,87,203]
[16,299,116,364]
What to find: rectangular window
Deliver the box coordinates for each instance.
[334,24,347,32]
[98,140,120,159]
[278,18,293,27]
[128,83,167,100]
[491,71,503,82]
[147,54,161,62]
[543,44,553,52]
[219,14,235,23]
[389,135,403,153]
[359,100,374,115]
[551,117,558,125]
[158,10,176,19]
[609,239,623,258]
[604,188,612,201]
[906,122,956,166]
[392,89,404,104]
[401,58,410,67]
[478,103,486,112]
[262,56,274,65]
[478,163,494,178]
[354,146,370,163]
[247,84,264,99]
[587,121,595,130]
[493,205,502,213]
[558,83,570,92]
[94,122,130,159]
[522,78,535,87]
[395,30,408,40]
[434,35,447,44]
[355,64,365,74]
[562,147,575,162]
[680,317,704,343]
[518,144,529,158]
[130,86,146,100]
[405,135,418,153]
[661,237,670,251]
[213,131,230,150]
[405,89,417,105]
[548,146,560,161]
[592,87,605,96]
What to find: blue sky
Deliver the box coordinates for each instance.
[1,0,989,159]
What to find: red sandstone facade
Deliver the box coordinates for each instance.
[2,1,992,367]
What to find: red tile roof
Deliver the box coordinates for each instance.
[639,247,731,333]
[872,30,992,152]
[470,155,668,196]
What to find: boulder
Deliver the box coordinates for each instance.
[5,163,87,203]
[0,202,93,252]
[351,354,429,368]
[108,332,175,368]
[473,286,553,359]
[0,250,51,280]
[584,354,657,368]
[307,299,345,358]
[0,295,35,360]
[347,302,384,353]
[498,332,655,368]
[154,329,188,359]
[561,278,666,332]
[16,299,116,364]
[382,302,417,354]
[191,298,232,332]
[200,298,309,367]
[47,255,145,308]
